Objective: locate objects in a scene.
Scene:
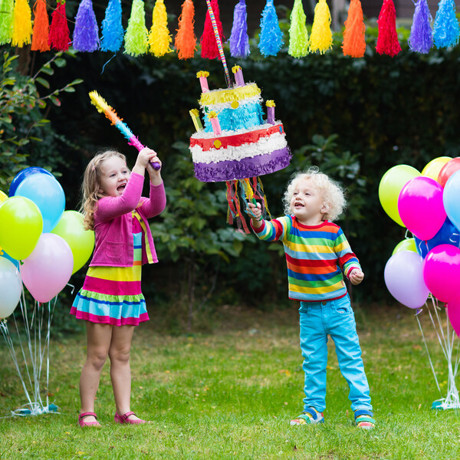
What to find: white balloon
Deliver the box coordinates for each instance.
[0,257,23,319]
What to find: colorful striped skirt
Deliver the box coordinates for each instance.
[70,231,149,326]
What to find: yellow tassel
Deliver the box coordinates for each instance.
[12,0,33,47]
[148,0,172,57]
[309,0,333,54]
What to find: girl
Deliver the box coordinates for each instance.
[247,168,375,429]
[71,147,166,427]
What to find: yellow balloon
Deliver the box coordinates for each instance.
[421,156,452,183]
[392,238,417,255]
[0,196,43,260]
[51,211,95,274]
[378,165,420,227]
[0,190,7,204]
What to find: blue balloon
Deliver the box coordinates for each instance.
[444,170,460,233]
[15,174,65,233]
[9,167,53,197]
[415,217,460,258]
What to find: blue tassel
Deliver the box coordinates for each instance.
[409,0,433,54]
[73,0,99,52]
[258,0,283,57]
[230,0,250,58]
[433,0,460,48]
[101,0,124,52]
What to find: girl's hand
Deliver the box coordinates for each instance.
[247,202,263,227]
[132,148,159,176]
[147,152,163,185]
[349,269,364,285]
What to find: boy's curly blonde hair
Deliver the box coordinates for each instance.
[80,150,126,230]
[282,167,346,222]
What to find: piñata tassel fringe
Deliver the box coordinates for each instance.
[31,0,50,51]
[309,0,333,54]
[230,0,250,58]
[148,0,172,57]
[124,0,148,56]
[376,0,401,56]
[175,0,196,59]
[342,0,366,57]
[0,0,14,45]
[433,0,460,48]
[289,0,309,58]
[73,0,99,52]
[12,0,32,47]
[49,1,70,51]
[101,0,124,52]
[409,0,433,54]
[200,0,225,59]
[258,0,283,57]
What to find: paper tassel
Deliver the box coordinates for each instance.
[433,0,460,48]
[230,0,250,58]
[12,0,33,47]
[376,0,401,57]
[31,0,50,51]
[175,0,196,59]
[124,0,148,56]
[200,0,225,59]
[49,1,70,51]
[0,0,14,45]
[309,0,333,54]
[148,0,172,57]
[101,0,124,52]
[289,0,309,58]
[342,0,366,57]
[409,0,433,54]
[73,0,99,52]
[258,0,283,57]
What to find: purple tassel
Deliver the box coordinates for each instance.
[73,0,99,52]
[409,0,433,53]
[230,0,250,58]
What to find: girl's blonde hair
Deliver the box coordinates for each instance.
[282,167,346,222]
[80,150,126,230]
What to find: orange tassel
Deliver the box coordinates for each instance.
[175,0,196,59]
[32,0,50,51]
[342,0,366,58]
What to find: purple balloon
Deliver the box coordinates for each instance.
[384,251,429,309]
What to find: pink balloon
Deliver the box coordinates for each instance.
[423,244,460,303]
[384,251,429,309]
[20,234,73,303]
[447,301,460,337]
[398,177,446,241]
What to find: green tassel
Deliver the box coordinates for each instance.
[289,0,309,58]
[0,0,14,45]
[124,0,148,56]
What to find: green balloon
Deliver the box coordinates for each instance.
[51,211,95,274]
[392,238,417,255]
[378,165,420,227]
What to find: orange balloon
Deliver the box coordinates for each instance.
[439,157,460,188]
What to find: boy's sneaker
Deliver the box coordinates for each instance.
[290,407,324,425]
[354,409,375,429]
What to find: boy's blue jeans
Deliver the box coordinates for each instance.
[299,294,372,414]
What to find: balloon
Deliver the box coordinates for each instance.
[438,157,460,188]
[423,244,460,303]
[9,167,54,197]
[0,190,7,204]
[384,251,429,309]
[415,217,460,258]
[0,258,23,319]
[51,211,95,274]
[378,165,420,227]
[443,170,460,233]
[20,234,73,303]
[421,156,452,183]
[14,173,65,233]
[0,248,20,270]
[447,301,460,337]
[0,196,43,260]
[392,238,417,255]
[398,176,446,241]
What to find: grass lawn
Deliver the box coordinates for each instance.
[1,303,459,459]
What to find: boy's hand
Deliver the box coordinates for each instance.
[247,202,262,227]
[349,269,364,285]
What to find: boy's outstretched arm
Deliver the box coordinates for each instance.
[247,202,263,229]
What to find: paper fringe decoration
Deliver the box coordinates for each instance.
[148,0,172,57]
[124,0,148,56]
[289,0,309,58]
[0,0,14,45]
[175,0,196,59]
[49,1,70,51]
[230,0,250,58]
[309,0,333,54]
[433,0,460,49]
[376,0,401,57]
[12,0,32,47]
[101,0,124,52]
[31,0,50,52]
[409,0,433,54]
[73,0,99,52]
[258,0,283,57]
[342,0,366,57]
[201,0,224,59]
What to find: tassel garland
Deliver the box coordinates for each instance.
[49,1,70,51]
[289,0,309,58]
[200,0,224,59]
[258,0,283,57]
[433,0,460,48]
[148,0,172,57]
[73,0,99,52]
[12,0,33,47]
[175,0,196,59]
[230,0,250,58]
[376,0,401,57]
[101,0,124,52]
[309,0,333,54]
[409,0,433,54]
[0,0,14,45]
[342,0,366,57]
[124,0,148,56]
[31,0,50,51]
